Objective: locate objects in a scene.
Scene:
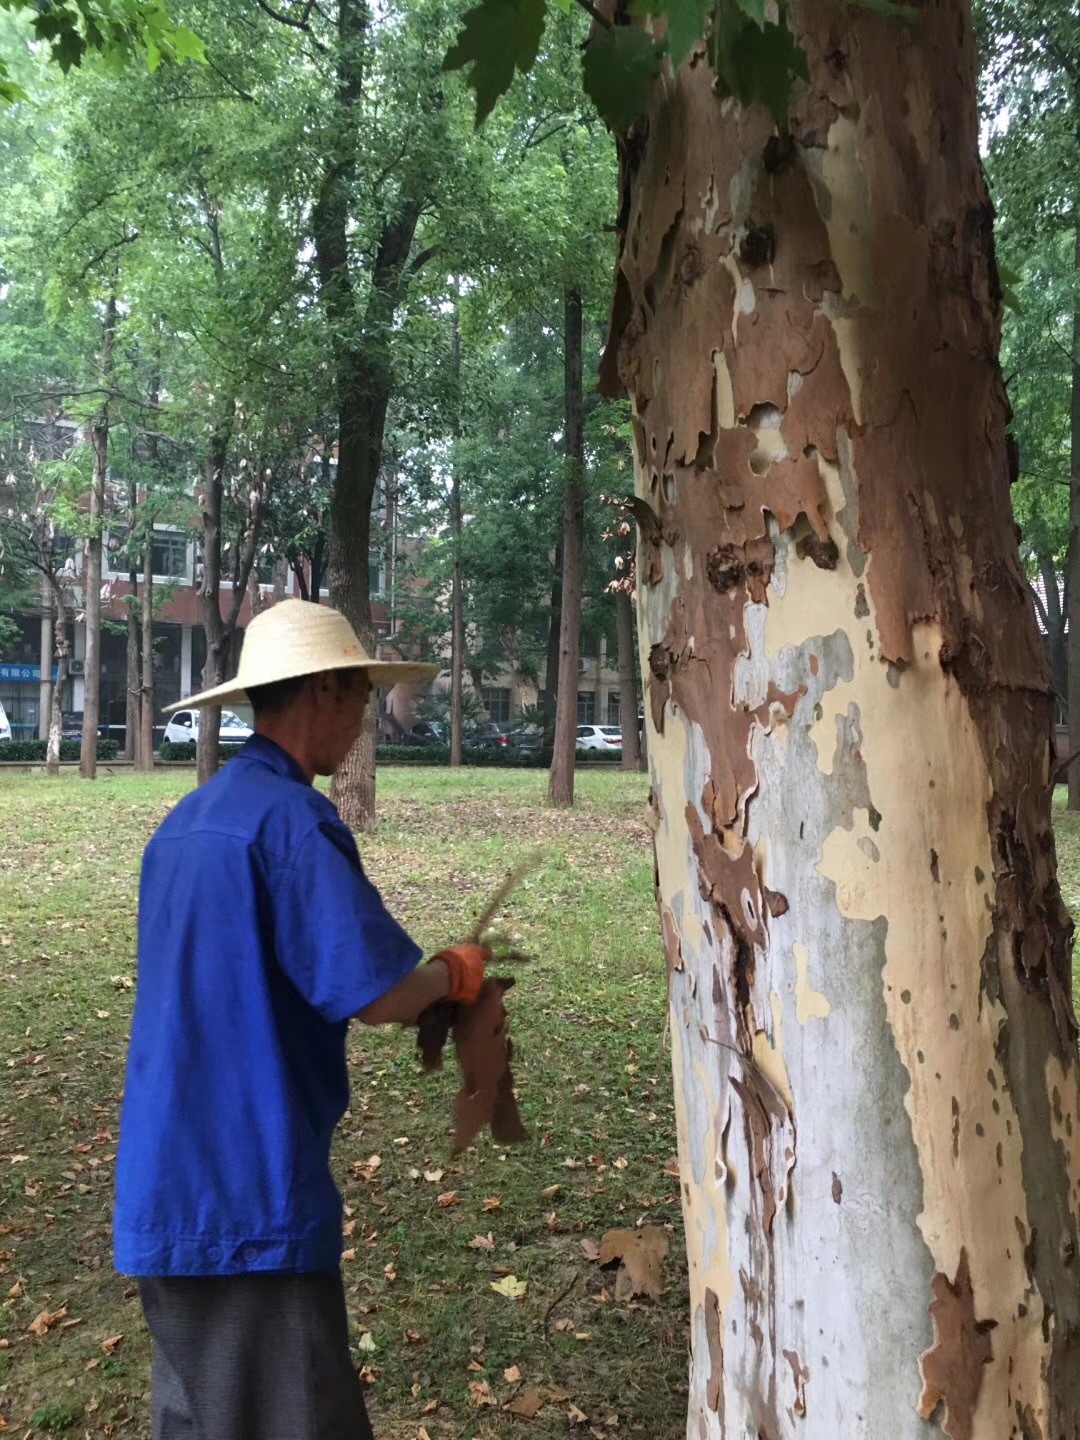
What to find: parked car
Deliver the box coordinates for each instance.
[576,724,623,753]
[402,720,447,747]
[509,723,543,755]
[162,708,254,746]
[474,723,515,751]
[61,711,108,740]
[0,699,10,743]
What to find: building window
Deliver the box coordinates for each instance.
[368,548,383,598]
[577,691,595,724]
[607,690,621,726]
[152,532,189,580]
[482,686,510,723]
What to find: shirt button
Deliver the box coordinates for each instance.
[206,1244,223,1263]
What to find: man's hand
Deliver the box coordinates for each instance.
[430,943,489,1005]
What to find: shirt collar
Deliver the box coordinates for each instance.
[242,733,312,787]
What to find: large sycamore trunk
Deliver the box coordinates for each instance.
[605,2,1080,1433]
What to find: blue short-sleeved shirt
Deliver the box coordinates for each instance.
[113,735,422,1277]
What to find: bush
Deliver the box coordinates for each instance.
[158,741,244,762]
[374,745,621,768]
[0,738,120,762]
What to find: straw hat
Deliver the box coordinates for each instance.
[164,599,438,712]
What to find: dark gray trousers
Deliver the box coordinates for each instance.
[139,1273,375,1440]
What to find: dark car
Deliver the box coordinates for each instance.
[474,723,515,751]
[403,720,447,747]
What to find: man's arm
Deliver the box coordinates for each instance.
[356,957,452,1026]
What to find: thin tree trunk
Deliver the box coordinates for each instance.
[603,4,1080,1431]
[196,425,229,786]
[126,488,141,763]
[1039,553,1068,714]
[139,530,154,770]
[549,288,585,808]
[80,292,117,780]
[450,311,464,767]
[47,583,68,776]
[616,586,641,769]
[1068,222,1080,808]
[38,595,52,740]
[544,542,563,735]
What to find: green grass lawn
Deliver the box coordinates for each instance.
[0,767,686,1439]
[5,770,1080,1440]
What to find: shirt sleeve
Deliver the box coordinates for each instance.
[272,817,423,1024]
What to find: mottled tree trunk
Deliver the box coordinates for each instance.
[125,508,141,764]
[549,288,585,808]
[81,294,117,781]
[603,3,1080,1433]
[1068,223,1080,809]
[543,541,563,734]
[37,599,52,741]
[616,586,641,769]
[196,426,229,787]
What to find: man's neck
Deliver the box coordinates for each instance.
[254,721,316,783]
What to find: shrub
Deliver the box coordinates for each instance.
[158,741,244,762]
[0,738,120,762]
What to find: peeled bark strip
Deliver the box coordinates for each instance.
[1068,224,1080,811]
[606,3,1080,1434]
[616,586,642,768]
[81,294,117,781]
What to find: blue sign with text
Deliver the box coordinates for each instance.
[0,663,59,683]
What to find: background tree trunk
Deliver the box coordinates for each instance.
[139,530,154,770]
[450,310,464,767]
[1069,223,1080,808]
[548,287,585,808]
[37,595,52,740]
[46,582,68,776]
[196,426,229,786]
[543,542,563,735]
[605,3,1080,1431]
[615,586,641,770]
[80,293,117,780]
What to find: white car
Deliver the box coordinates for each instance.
[0,699,10,743]
[163,708,253,746]
[576,724,622,753]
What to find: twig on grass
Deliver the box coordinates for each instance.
[543,1269,580,1335]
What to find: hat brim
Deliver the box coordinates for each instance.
[163,659,439,713]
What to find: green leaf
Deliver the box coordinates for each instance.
[169,26,206,62]
[733,0,765,26]
[443,0,547,127]
[583,25,663,129]
[665,0,713,70]
[715,16,808,122]
[146,38,162,71]
[551,0,573,14]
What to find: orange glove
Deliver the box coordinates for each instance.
[430,944,489,1005]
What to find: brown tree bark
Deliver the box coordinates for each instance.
[313,0,427,828]
[615,586,641,769]
[543,541,563,734]
[601,2,1080,1432]
[196,423,229,786]
[80,292,117,780]
[125,476,141,764]
[46,579,69,777]
[1068,223,1080,808]
[548,287,585,808]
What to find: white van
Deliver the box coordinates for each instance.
[0,699,11,743]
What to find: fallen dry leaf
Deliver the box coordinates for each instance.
[504,1390,545,1418]
[357,1332,376,1354]
[468,1233,495,1251]
[419,1428,433,1440]
[405,1329,422,1344]
[384,1263,397,1281]
[598,1226,670,1302]
[553,1318,574,1332]
[341,1248,357,1262]
[423,1169,444,1183]
[482,1196,501,1211]
[100,1334,124,1355]
[580,1239,600,1261]
[541,1184,560,1198]
[0,1338,10,1349]
[503,1364,522,1383]
[7,1281,20,1299]
[490,1275,527,1299]
[343,1219,357,1237]
[547,1385,571,1401]
[421,1398,439,1414]
[27,1306,67,1337]
[613,1156,628,1170]
[353,1155,382,1182]
[468,1379,497,1407]
[569,1403,589,1424]
[575,1332,592,1342]
[436,1191,460,1208]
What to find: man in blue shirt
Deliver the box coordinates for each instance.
[114,600,489,1439]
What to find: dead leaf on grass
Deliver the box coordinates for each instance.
[579,1239,600,1261]
[613,1157,628,1169]
[568,1402,589,1424]
[503,1364,522,1383]
[27,1306,67,1336]
[490,1275,527,1299]
[101,1334,124,1355]
[468,1233,495,1250]
[341,1248,357,1262]
[504,1390,545,1417]
[436,1191,460,1208]
[7,1281,20,1299]
[384,1263,397,1281]
[541,1184,560,1197]
[418,1428,433,1440]
[468,1379,497,1407]
[553,1318,574,1332]
[482,1196,501,1211]
[423,1169,444,1183]
[598,1226,669,1302]
[353,1155,382,1182]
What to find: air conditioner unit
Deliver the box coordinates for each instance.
[68,659,85,676]
[578,657,590,674]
